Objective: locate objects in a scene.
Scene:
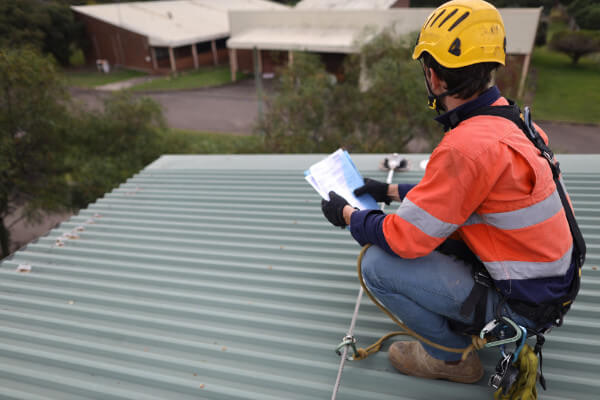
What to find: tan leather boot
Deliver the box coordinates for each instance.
[388,341,483,384]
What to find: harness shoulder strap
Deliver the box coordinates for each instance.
[464,102,586,269]
[457,101,586,328]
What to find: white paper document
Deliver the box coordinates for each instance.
[304,149,378,210]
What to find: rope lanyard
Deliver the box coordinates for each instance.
[330,162,486,400]
[354,244,488,361]
[330,244,488,400]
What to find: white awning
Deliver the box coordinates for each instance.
[72,0,288,48]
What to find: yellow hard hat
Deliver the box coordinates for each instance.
[412,0,506,68]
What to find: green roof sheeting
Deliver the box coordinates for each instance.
[0,154,599,399]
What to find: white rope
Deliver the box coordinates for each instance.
[331,286,364,400]
[331,159,400,400]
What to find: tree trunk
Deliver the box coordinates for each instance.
[0,218,10,259]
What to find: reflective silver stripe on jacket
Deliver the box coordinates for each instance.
[484,245,573,281]
[463,189,563,230]
[396,198,458,238]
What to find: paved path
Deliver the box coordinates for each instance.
[95,76,158,91]
[537,121,600,154]
[72,79,262,134]
[71,81,600,151]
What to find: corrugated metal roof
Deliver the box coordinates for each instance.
[1,154,599,400]
[227,8,541,55]
[71,0,288,47]
[295,0,399,9]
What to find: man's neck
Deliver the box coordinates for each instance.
[443,92,480,112]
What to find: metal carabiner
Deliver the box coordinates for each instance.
[335,335,358,360]
[480,316,523,348]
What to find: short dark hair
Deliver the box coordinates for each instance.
[421,52,500,100]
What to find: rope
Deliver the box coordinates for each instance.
[331,286,364,400]
[355,244,488,362]
[494,344,538,400]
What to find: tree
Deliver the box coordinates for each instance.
[256,30,439,154]
[0,0,84,66]
[0,47,72,257]
[567,0,600,30]
[549,29,600,64]
[0,47,167,258]
[67,92,167,208]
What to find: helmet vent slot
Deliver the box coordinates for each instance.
[448,38,461,56]
[424,12,436,28]
[430,10,446,27]
[448,11,470,32]
[438,8,458,28]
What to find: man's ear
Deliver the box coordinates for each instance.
[427,68,447,93]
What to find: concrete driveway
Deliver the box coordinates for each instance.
[71,79,262,134]
[537,121,600,154]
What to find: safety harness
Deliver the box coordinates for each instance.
[339,101,586,399]
[442,101,587,395]
[456,101,586,331]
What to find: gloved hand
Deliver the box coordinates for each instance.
[321,191,350,228]
[354,178,390,205]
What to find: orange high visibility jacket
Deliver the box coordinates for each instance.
[352,94,575,304]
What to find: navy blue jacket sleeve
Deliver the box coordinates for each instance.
[397,183,415,200]
[349,209,396,256]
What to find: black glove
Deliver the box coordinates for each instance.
[321,191,350,228]
[354,178,390,205]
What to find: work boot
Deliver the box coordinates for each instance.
[388,341,483,384]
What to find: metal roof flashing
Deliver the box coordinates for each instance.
[1,153,598,399]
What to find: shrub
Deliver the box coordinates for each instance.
[549,29,600,64]
[256,30,439,154]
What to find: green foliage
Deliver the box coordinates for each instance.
[549,29,600,64]
[68,92,167,208]
[0,0,84,66]
[568,0,600,29]
[163,130,265,154]
[0,47,72,256]
[0,47,169,257]
[257,31,438,154]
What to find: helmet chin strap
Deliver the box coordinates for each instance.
[421,65,448,114]
[422,66,475,115]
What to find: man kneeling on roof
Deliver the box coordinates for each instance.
[320,0,583,384]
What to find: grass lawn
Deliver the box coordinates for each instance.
[131,66,247,91]
[163,129,265,154]
[530,46,600,124]
[64,68,147,88]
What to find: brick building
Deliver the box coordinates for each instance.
[71,0,287,74]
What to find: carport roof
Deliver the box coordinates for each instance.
[71,0,288,48]
[227,8,542,55]
[0,153,599,399]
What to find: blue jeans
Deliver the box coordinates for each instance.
[360,245,537,361]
